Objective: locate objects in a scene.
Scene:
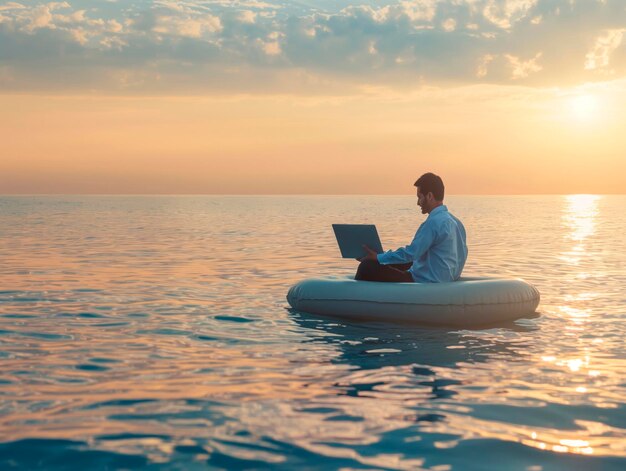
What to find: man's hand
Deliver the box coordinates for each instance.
[357,244,378,262]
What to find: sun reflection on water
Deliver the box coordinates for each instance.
[563,194,601,242]
[559,194,601,266]
[524,194,626,458]
[557,195,602,326]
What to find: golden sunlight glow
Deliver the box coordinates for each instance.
[1,87,626,194]
[524,433,596,456]
[558,306,590,326]
[559,195,601,265]
[566,359,584,372]
[559,306,590,318]
[564,194,601,241]
[567,94,599,121]
[560,439,593,455]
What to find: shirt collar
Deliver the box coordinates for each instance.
[427,204,447,218]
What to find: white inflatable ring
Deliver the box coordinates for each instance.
[287,277,540,326]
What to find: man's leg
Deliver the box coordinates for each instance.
[355,259,413,282]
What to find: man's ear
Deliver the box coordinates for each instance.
[426,192,435,202]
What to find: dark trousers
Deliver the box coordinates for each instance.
[355,260,413,282]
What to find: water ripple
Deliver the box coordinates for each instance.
[0,195,624,469]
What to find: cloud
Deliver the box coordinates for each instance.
[24,4,54,32]
[482,0,538,29]
[152,13,222,38]
[476,54,495,78]
[0,2,27,12]
[257,31,282,56]
[506,52,542,79]
[585,29,625,73]
[442,18,456,32]
[0,0,625,94]
[238,10,256,24]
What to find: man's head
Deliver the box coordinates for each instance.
[414,173,444,214]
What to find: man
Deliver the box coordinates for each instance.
[355,172,467,283]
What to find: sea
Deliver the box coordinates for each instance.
[0,195,624,470]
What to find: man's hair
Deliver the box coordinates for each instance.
[414,173,445,201]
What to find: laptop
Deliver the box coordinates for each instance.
[332,224,384,259]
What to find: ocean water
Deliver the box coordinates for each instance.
[0,195,624,470]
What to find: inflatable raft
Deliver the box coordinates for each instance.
[287,277,540,326]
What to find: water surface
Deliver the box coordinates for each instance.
[0,195,624,470]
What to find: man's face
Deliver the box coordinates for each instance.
[416,187,429,214]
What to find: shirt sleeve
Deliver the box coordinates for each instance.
[377,222,436,265]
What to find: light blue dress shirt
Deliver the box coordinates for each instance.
[376,205,467,283]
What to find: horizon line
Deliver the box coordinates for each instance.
[1,193,624,197]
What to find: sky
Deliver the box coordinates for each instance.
[1,0,625,194]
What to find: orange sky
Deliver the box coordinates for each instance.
[1,1,625,194]
[2,83,625,194]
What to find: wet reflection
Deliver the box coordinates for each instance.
[289,312,626,460]
[553,195,600,380]
[291,311,534,371]
[1,196,625,467]
[559,194,601,266]
[290,311,535,401]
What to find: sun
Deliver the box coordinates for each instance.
[567,94,599,121]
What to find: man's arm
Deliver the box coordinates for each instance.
[377,223,436,265]
[357,244,378,262]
